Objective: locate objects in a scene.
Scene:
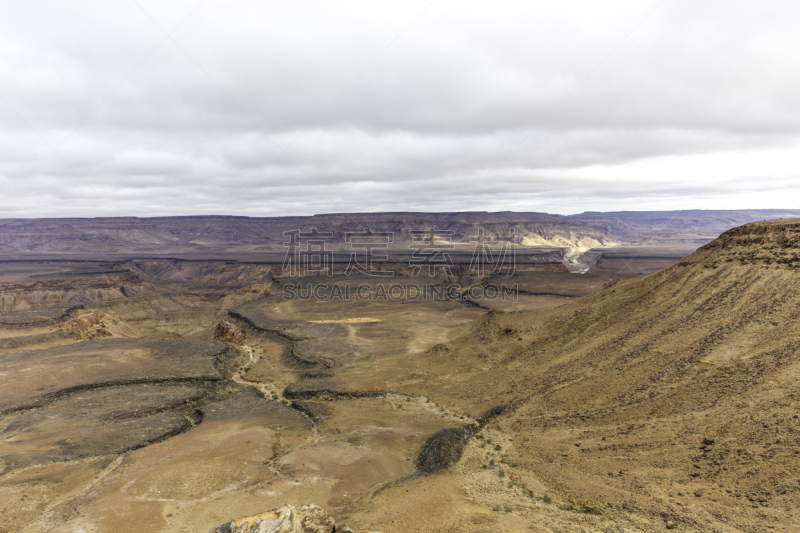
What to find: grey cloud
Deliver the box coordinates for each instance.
[1,0,798,217]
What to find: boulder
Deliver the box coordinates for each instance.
[207,504,335,533]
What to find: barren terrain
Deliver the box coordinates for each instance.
[1,212,799,532]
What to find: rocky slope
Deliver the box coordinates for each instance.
[384,218,800,531]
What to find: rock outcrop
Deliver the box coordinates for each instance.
[214,319,247,344]
[206,504,336,533]
[52,309,140,340]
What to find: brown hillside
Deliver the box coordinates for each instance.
[389,218,800,531]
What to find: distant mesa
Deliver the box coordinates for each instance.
[1,210,799,261]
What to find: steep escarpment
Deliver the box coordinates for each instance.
[403,219,800,410]
[389,218,800,531]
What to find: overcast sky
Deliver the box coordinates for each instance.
[1,0,799,218]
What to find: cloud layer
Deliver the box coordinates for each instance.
[1,0,799,217]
